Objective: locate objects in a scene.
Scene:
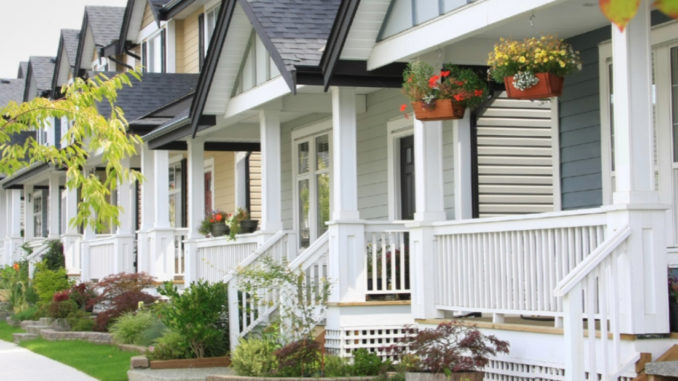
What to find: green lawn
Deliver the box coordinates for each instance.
[0,320,23,341]
[20,338,135,381]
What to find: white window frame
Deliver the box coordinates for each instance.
[168,156,183,228]
[291,120,333,248]
[386,116,414,221]
[203,4,220,56]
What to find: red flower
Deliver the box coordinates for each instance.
[407,76,413,83]
[440,70,450,78]
[400,104,407,112]
[215,214,223,222]
[474,89,483,97]
[428,75,440,88]
[454,94,465,102]
[456,81,465,86]
[13,263,19,272]
[210,218,215,223]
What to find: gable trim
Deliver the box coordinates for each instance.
[320,0,361,90]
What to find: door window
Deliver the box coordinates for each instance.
[295,132,331,248]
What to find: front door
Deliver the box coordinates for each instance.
[399,135,415,220]
[295,131,331,248]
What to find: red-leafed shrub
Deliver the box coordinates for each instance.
[69,282,97,312]
[52,289,70,302]
[274,338,322,377]
[90,272,157,331]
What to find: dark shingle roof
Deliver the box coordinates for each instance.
[61,29,81,64]
[0,79,25,108]
[149,0,172,18]
[248,0,340,70]
[28,56,56,93]
[86,6,125,46]
[95,72,199,122]
[18,62,28,79]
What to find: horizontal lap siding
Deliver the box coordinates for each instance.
[248,152,262,222]
[206,151,235,214]
[558,27,609,210]
[181,11,200,74]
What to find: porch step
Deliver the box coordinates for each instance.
[13,332,38,343]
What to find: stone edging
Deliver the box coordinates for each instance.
[40,329,113,344]
[207,376,378,381]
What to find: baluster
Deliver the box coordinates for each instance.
[586,274,596,379]
[371,233,377,292]
[400,232,406,293]
[528,230,536,312]
[599,260,609,377]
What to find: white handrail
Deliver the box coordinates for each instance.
[554,226,630,297]
[223,230,292,283]
[288,232,328,270]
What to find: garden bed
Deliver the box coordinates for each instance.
[150,356,231,369]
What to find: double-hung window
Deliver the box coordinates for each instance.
[199,5,220,68]
[142,29,166,73]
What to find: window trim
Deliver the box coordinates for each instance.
[386,116,413,221]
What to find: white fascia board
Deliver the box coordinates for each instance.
[223,76,293,120]
[367,0,564,70]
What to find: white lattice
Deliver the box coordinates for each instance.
[324,326,409,360]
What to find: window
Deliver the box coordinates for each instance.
[379,0,477,40]
[142,29,166,73]
[232,33,280,95]
[33,191,43,237]
[199,5,220,68]
[168,161,184,227]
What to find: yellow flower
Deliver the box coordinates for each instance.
[518,56,526,63]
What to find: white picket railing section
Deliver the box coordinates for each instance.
[364,223,409,297]
[195,234,260,283]
[87,235,115,281]
[172,228,188,276]
[554,226,631,381]
[433,209,607,318]
[227,231,328,350]
[26,238,49,276]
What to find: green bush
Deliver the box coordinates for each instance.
[351,348,385,376]
[231,336,279,376]
[48,299,78,319]
[275,338,322,377]
[33,262,70,306]
[157,281,229,358]
[139,318,167,346]
[109,310,160,345]
[323,355,351,377]
[43,240,65,271]
[1,262,33,313]
[148,330,191,360]
[12,305,41,321]
[67,310,95,331]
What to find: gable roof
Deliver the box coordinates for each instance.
[24,56,55,101]
[117,0,189,55]
[61,29,81,65]
[0,79,25,108]
[51,29,81,97]
[17,62,28,79]
[73,6,125,76]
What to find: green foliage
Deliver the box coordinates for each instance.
[66,310,95,331]
[42,240,65,271]
[401,61,487,108]
[0,262,33,313]
[238,256,331,344]
[32,261,70,306]
[323,355,351,377]
[275,338,322,377]
[0,71,144,231]
[231,336,280,376]
[147,330,191,360]
[109,310,162,345]
[12,305,41,321]
[156,280,229,358]
[352,348,386,376]
[48,299,77,319]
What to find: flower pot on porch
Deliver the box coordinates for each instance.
[239,219,258,234]
[406,371,484,381]
[211,222,229,237]
[504,72,564,99]
[412,99,465,121]
[670,300,678,332]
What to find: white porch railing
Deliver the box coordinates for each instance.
[433,209,607,318]
[365,223,409,297]
[195,234,262,283]
[86,235,116,281]
[26,238,49,276]
[227,231,328,350]
[172,228,188,276]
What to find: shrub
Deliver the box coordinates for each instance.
[33,262,70,306]
[90,272,157,331]
[69,282,97,311]
[323,355,351,377]
[48,299,78,319]
[12,305,41,321]
[231,336,279,376]
[148,330,191,360]
[275,338,322,377]
[42,240,65,271]
[157,281,228,358]
[351,348,385,376]
[66,309,95,331]
[109,310,159,345]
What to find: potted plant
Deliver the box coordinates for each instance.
[401,62,487,121]
[386,322,509,381]
[669,276,678,332]
[234,208,258,234]
[487,35,582,99]
[199,211,230,237]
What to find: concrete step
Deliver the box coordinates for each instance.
[24,325,50,335]
[13,332,38,344]
[38,317,52,326]
[645,360,678,377]
[20,320,42,329]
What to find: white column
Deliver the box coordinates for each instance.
[150,150,175,281]
[62,187,81,275]
[331,87,360,221]
[5,190,23,263]
[184,138,205,285]
[153,150,170,229]
[114,159,136,274]
[234,152,248,211]
[410,119,446,319]
[259,110,283,233]
[48,174,61,238]
[80,168,96,281]
[140,145,155,231]
[611,0,657,205]
[454,112,473,220]
[24,185,34,241]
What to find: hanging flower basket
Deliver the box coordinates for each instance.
[504,72,564,100]
[412,99,465,121]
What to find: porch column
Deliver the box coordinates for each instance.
[62,187,81,275]
[24,185,34,241]
[137,145,155,274]
[608,0,668,334]
[0,190,6,265]
[114,158,135,274]
[6,190,23,263]
[234,152,248,211]
[80,168,96,281]
[48,173,60,238]
[259,110,283,233]
[328,87,364,303]
[410,119,446,319]
[184,137,205,285]
[454,112,473,220]
[150,150,175,281]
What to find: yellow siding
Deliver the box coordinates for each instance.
[174,19,185,73]
[142,3,155,30]
[206,151,235,213]
[180,10,201,73]
[248,152,262,221]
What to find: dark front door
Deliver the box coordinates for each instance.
[400,135,415,220]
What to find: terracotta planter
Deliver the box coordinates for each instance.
[412,99,465,121]
[211,222,229,237]
[504,72,564,99]
[149,356,231,369]
[406,371,484,381]
[239,219,259,233]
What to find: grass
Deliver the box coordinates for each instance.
[0,320,23,342]
[20,338,136,381]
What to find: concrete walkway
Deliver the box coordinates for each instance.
[0,339,96,381]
